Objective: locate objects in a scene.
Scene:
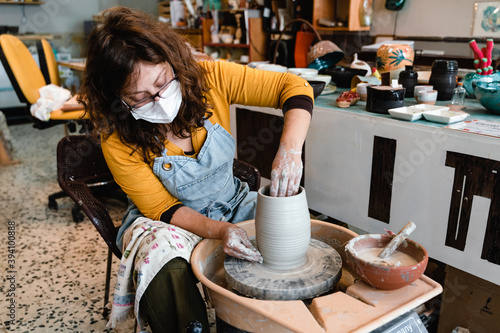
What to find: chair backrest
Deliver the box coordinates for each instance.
[36,39,61,86]
[0,34,46,105]
[233,159,261,192]
[57,135,261,259]
[56,135,122,258]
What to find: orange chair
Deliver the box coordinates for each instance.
[0,34,87,130]
[0,34,89,212]
[36,38,61,86]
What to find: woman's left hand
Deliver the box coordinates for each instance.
[223,225,263,263]
[270,143,303,197]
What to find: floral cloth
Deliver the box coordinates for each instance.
[107,217,202,329]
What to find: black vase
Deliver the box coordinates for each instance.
[398,65,418,98]
[429,60,458,101]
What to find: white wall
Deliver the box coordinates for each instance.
[0,0,158,108]
[371,0,478,38]
[0,0,157,36]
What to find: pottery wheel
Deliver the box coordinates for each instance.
[224,239,342,300]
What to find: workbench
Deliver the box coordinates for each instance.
[230,93,500,287]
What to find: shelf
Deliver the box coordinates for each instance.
[315,26,371,32]
[204,43,250,48]
[313,0,371,32]
[201,14,267,63]
[0,1,44,4]
[13,34,54,40]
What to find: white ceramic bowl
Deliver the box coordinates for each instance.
[256,63,288,73]
[300,74,332,86]
[219,34,234,44]
[388,105,449,122]
[422,110,469,124]
[287,68,319,76]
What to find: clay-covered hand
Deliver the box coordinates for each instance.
[223,225,263,263]
[270,143,303,197]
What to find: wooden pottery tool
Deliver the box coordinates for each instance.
[378,221,416,259]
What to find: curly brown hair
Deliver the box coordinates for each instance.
[79,6,211,163]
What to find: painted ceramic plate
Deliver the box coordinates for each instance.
[388,104,449,121]
[321,84,337,95]
[422,109,469,124]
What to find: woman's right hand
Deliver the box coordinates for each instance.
[222,225,263,263]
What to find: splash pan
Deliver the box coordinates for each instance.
[191,220,442,332]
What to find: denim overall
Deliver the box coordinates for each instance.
[117,119,257,249]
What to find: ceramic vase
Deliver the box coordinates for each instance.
[398,65,418,97]
[376,44,414,80]
[428,60,458,100]
[255,185,311,271]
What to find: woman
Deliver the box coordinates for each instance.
[80,6,313,333]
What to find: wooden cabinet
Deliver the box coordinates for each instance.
[202,10,268,63]
[312,0,370,32]
[176,28,203,50]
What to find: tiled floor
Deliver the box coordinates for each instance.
[0,123,215,333]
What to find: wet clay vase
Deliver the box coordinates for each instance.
[428,60,458,101]
[255,185,311,271]
[376,44,414,80]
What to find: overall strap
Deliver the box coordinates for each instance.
[203,118,213,130]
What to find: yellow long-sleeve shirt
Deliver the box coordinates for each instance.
[101,60,314,221]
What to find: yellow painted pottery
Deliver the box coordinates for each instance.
[376,44,414,80]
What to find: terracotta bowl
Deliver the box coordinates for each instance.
[344,234,428,290]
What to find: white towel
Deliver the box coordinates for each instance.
[30,84,71,121]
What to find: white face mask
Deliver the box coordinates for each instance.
[131,79,182,124]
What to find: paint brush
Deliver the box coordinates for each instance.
[378,222,416,259]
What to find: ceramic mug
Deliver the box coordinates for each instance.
[417,90,438,105]
[356,82,372,101]
[414,85,434,101]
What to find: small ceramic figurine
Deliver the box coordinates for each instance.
[234,13,242,44]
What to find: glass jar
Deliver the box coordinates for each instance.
[359,0,373,27]
[450,82,466,105]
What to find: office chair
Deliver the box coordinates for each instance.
[55,134,261,318]
[36,38,61,86]
[0,34,91,214]
[0,34,86,129]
